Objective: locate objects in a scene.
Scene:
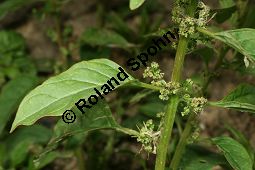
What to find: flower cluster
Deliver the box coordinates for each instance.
[143,62,181,100]
[143,62,164,80]
[197,1,210,27]
[135,119,160,154]
[172,0,210,37]
[181,94,207,116]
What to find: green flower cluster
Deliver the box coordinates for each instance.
[181,94,207,116]
[143,62,181,100]
[135,119,160,154]
[172,0,210,37]
[143,62,164,80]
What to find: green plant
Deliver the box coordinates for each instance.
[0,0,255,169]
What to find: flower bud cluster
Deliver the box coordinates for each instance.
[181,94,207,116]
[135,119,160,154]
[143,62,164,80]
[143,62,181,101]
[171,1,210,37]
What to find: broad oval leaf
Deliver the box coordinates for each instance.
[212,137,253,170]
[210,84,255,113]
[11,59,134,132]
[129,0,146,10]
[214,29,255,63]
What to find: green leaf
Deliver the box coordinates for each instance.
[242,5,255,28]
[0,30,25,53]
[0,0,42,19]
[212,137,253,170]
[219,0,235,8]
[0,75,38,134]
[11,59,134,132]
[225,124,255,161]
[213,6,237,24]
[192,47,215,65]
[179,145,226,170]
[5,125,52,167]
[80,28,133,49]
[210,84,255,113]
[107,12,135,37]
[37,100,137,161]
[34,151,70,169]
[213,29,255,63]
[129,0,146,10]
[79,44,110,60]
[48,100,119,145]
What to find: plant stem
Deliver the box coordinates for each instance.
[155,95,179,170]
[155,36,188,170]
[170,113,196,170]
[116,127,139,136]
[196,27,216,38]
[131,81,162,91]
[155,0,198,169]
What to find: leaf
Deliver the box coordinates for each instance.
[213,29,255,63]
[37,100,137,161]
[0,75,38,134]
[51,101,119,141]
[34,151,70,169]
[0,30,25,53]
[11,59,134,132]
[0,0,42,19]
[212,137,253,170]
[129,0,146,10]
[107,12,135,37]
[179,145,226,170]
[219,0,235,8]
[79,44,110,60]
[210,84,255,113]
[213,6,237,24]
[80,28,133,49]
[242,5,255,28]
[192,47,215,65]
[4,125,52,167]
[225,124,254,161]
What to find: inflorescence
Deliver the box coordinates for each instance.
[135,62,208,154]
[172,0,211,37]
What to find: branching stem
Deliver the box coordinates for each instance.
[155,1,198,169]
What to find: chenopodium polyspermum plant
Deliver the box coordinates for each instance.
[133,62,207,154]
[9,0,255,169]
